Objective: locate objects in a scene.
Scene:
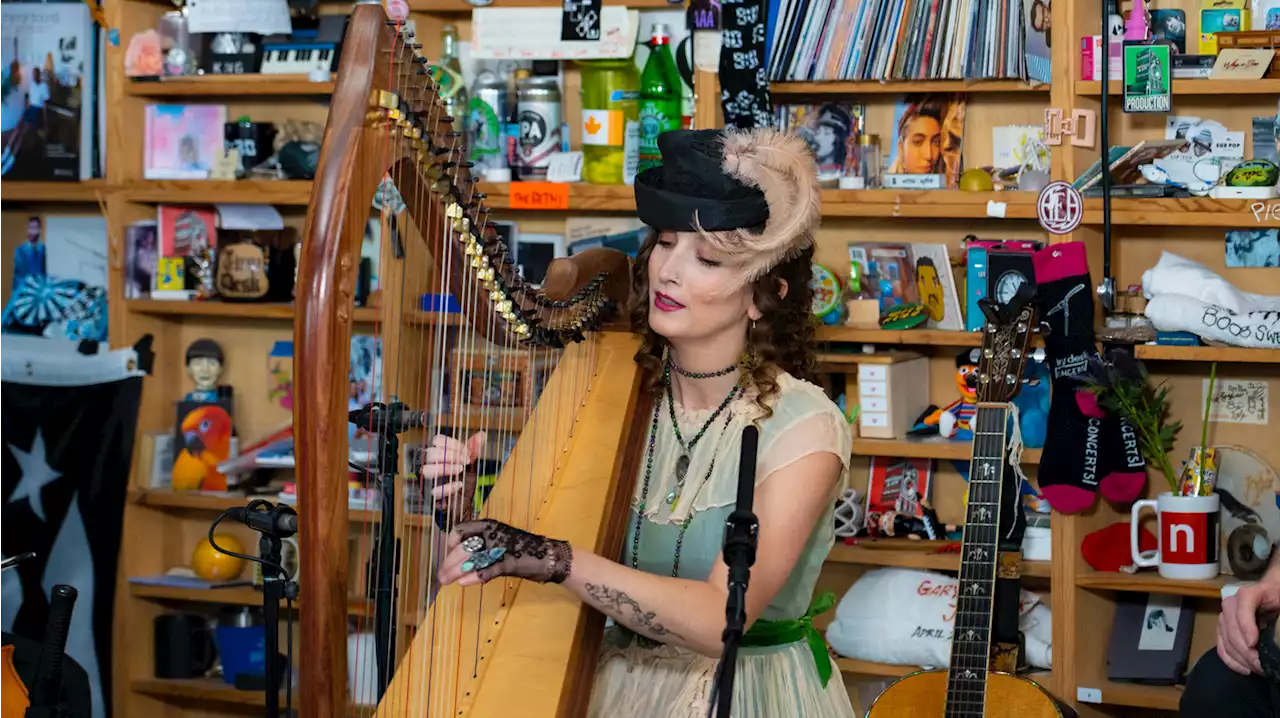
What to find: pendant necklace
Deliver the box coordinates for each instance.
[632,385,740,577]
[664,364,741,507]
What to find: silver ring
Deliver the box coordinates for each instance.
[461,535,485,553]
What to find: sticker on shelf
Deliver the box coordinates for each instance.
[1076,687,1102,703]
[1036,181,1084,235]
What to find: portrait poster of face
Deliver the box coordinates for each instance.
[887,94,967,188]
[774,103,864,181]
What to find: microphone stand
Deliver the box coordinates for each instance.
[708,425,760,718]
[347,401,426,700]
[220,500,299,718]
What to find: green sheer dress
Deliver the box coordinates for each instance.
[587,372,856,718]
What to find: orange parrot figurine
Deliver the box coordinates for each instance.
[171,404,233,491]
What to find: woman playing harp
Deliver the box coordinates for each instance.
[426,128,856,718]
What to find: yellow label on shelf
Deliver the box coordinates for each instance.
[582,109,624,146]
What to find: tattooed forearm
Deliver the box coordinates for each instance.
[584,582,684,639]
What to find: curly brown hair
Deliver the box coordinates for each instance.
[628,229,818,418]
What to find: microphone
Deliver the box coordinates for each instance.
[227,502,299,538]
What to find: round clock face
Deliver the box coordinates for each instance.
[995,271,1027,303]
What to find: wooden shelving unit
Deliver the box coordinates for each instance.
[39,0,1265,715]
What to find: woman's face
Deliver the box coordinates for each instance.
[900,115,942,174]
[647,231,758,344]
[814,125,837,156]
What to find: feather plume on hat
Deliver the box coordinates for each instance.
[705,128,823,286]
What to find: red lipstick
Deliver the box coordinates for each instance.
[653,292,685,312]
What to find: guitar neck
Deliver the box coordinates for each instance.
[944,403,1011,718]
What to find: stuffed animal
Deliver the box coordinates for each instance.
[908,348,980,441]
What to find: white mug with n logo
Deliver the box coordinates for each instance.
[1130,492,1221,580]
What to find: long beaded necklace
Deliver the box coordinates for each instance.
[630,371,742,578]
[665,365,740,507]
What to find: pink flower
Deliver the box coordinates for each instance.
[125,30,163,78]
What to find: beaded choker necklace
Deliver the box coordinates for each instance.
[669,358,740,379]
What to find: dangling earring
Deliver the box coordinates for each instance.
[740,321,759,371]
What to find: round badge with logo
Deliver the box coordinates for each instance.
[1036,180,1084,235]
[385,0,410,21]
[879,303,927,330]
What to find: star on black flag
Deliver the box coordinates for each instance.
[2,342,145,718]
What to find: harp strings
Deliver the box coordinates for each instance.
[348,16,612,712]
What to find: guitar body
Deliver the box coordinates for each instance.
[866,669,1062,718]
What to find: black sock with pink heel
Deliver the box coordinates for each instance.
[1033,242,1103,513]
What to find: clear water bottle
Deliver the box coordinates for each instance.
[433,25,468,138]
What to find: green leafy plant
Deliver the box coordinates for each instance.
[1083,350,1182,493]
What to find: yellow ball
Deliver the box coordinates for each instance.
[959,168,995,192]
[193,533,247,581]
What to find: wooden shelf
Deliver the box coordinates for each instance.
[134,490,386,523]
[818,327,984,347]
[853,437,1043,464]
[130,583,264,606]
[121,180,313,205]
[829,540,1051,577]
[3,179,111,203]
[127,74,336,97]
[820,189,1041,219]
[126,300,380,323]
[1076,570,1232,598]
[1087,197,1280,227]
[478,181,635,212]
[1083,680,1183,711]
[835,657,921,678]
[771,80,1048,95]
[1077,79,1280,96]
[1133,344,1280,364]
[132,677,267,706]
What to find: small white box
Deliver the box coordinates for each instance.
[860,380,888,397]
[858,364,887,381]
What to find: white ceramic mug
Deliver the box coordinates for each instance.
[1130,492,1221,580]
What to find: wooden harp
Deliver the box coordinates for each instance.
[295,5,644,716]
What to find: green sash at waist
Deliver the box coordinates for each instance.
[740,591,836,688]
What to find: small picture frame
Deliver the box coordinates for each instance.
[513,232,566,286]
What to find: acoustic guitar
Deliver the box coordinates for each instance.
[867,293,1064,718]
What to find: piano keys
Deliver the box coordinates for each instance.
[260,42,337,75]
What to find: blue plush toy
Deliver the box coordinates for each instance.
[1012,358,1050,449]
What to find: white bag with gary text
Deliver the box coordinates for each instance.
[824,567,1051,670]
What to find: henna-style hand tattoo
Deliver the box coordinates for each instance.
[584,582,683,639]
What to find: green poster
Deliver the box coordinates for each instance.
[1123,42,1171,113]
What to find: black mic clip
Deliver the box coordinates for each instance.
[229,499,299,539]
[721,509,759,593]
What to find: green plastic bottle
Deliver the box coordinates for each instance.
[637,24,682,174]
[578,59,640,185]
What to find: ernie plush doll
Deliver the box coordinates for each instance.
[908,348,980,441]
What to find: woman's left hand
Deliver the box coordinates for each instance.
[437,519,574,588]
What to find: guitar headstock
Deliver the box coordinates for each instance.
[974,286,1037,403]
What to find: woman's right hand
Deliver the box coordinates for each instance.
[1218,576,1280,675]
[420,431,487,519]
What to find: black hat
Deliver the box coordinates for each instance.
[633,128,822,287]
[634,129,769,234]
